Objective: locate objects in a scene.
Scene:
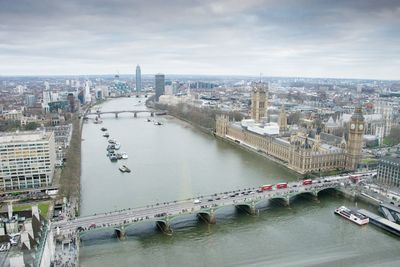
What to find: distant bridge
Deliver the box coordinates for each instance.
[85,109,166,118]
[52,171,376,238]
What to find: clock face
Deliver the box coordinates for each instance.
[351,123,355,130]
[359,124,364,130]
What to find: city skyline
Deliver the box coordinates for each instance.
[0,0,399,80]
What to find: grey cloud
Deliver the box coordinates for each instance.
[0,0,399,79]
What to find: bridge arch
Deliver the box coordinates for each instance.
[197,211,216,224]
[235,204,257,215]
[155,220,173,235]
[114,227,125,240]
[316,187,337,196]
[268,196,289,206]
[289,191,317,203]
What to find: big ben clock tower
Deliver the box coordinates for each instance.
[346,107,365,170]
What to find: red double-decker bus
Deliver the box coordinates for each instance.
[302,179,312,186]
[276,183,288,189]
[260,184,273,191]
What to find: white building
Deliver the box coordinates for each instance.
[84,81,91,104]
[374,100,395,137]
[0,131,56,191]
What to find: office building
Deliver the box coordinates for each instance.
[136,65,142,93]
[155,74,165,101]
[25,94,36,108]
[0,131,56,191]
[377,156,400,188]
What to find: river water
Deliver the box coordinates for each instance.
[79,97,400,267]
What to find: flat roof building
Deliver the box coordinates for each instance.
[377,156,400,188]
[0,131,56,191]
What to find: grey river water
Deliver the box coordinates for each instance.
[79,97,400,267]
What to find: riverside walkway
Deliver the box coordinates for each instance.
[53,171,376,237]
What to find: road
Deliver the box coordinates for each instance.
[53,171,376,235]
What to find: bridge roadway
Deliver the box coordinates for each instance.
[53,171,376,236]
[85,109,162,118]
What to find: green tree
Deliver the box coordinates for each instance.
[24,122,39,130]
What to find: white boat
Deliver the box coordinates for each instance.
[119,165,131,173]
[94,116,103,124]
[114,142,121,150]
[121,152,128,159]
[154,121,162,125]
[334,206,369,225]
[108,138,116,144]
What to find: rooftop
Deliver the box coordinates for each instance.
[0,131,52,144]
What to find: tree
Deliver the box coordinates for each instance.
[287,112,301,125]
[384,126,400,146]
[24,122,39,130]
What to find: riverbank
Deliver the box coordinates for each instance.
[59,114,81,216]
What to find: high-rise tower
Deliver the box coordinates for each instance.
[346,107,365,170]
[136,65,142,93]
[251,82,267,123]
[278,103,287,133]
[155,74,165,101]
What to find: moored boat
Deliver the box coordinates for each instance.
[109,154,118,162]
[114,142,121,150]
[121,152,128,159]
[101,127,107,131]
[119,165,131,173]
[334,206,369,225]
[103,132,110,138]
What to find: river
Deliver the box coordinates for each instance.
[79,97,400,267]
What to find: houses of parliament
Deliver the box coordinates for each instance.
[216,83,364,174]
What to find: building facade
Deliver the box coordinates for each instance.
[0,131,56,191]
[136,65,142,93]
[216,86,364,174]
[346,107,365,170]
[251,82,267,123]
[377,156,400,187]
[155,73,165,102]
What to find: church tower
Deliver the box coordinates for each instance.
[346,107,365,170]
[215,114,229,138]
[278,103,287,133]
[251,82,267,123]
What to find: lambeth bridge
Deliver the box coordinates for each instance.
[85,109,166,118]
[52,171,375,239]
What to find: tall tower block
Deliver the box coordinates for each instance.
[346,107,365,170]
[136,65,142,93]
[278,103,287,133]
[251,82,267,123]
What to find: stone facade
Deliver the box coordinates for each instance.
[250,82,267,123]
[216,107,364,174]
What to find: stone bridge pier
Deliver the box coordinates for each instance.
[235,202,258,216]
[156,220,173,235]
[150,112,154,117]
[134,112,137,118]
[197,209,216,224]
[115,113,119,118]
[115,225,126,240]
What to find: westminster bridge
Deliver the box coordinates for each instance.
[85,109,167,118]
[52,171,376,239]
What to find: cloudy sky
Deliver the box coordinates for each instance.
[0,0,399,79]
